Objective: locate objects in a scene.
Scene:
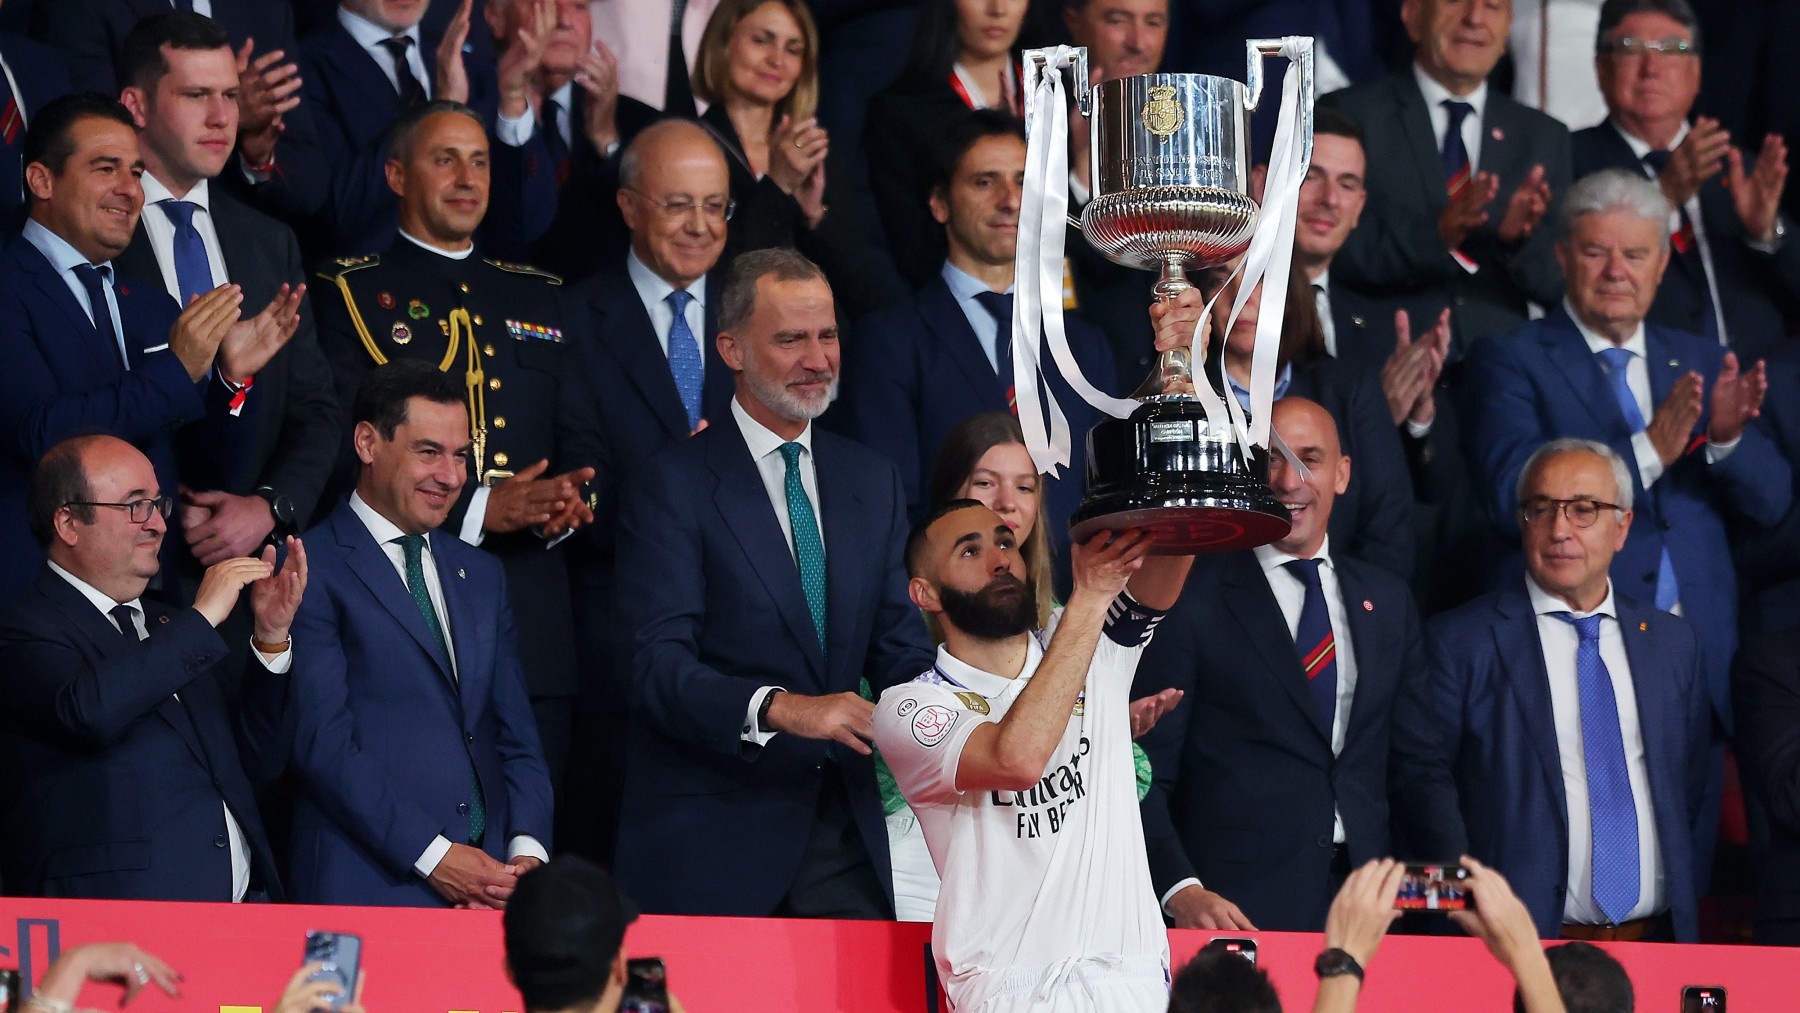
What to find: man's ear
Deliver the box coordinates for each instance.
[120,87,152,129]
[909,574,940,613]
[24,160,55,202]
[717,330,743,372]
[384,157,406,199]
[353,420,381,466]
[928,186,951,227]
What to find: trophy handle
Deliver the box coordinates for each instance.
[1245,38,1315,148]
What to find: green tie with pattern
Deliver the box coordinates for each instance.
[779,442,827,653]
[395,534,487,845]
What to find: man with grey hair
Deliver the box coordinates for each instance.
[1572,0,1799,356]
[1467,166,1790,887]
[1395,437,1712,941]
[611,248,934,918]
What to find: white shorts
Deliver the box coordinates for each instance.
[885,809,941,923]
[956,955,1168,1013]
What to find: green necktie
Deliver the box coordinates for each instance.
[395,534,486,846]
[779,443,827,653]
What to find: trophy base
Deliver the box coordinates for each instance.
[1071,401,1291,555]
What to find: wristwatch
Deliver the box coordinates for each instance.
[254,486,297,536]
[1314,948,1364,982]
[756,688,785,734]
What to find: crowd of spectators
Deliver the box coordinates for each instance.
[1,0,1798,1008]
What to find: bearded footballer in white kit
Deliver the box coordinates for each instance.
[873,501,1193,1012]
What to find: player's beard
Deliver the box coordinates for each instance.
[938,573,1037,641]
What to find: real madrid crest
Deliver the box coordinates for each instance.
[1141,85,1184,143]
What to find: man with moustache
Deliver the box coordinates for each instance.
[0,94,304,598]
[314,100,604,799]
[873,501,1192,1011]
[612,248,934,918]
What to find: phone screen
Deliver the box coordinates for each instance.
[303,931,362,1012]
[1204,938,1257,965]
[622,957,668,1013]
[1394,863,1475,911]
[1682,985,1727,1012]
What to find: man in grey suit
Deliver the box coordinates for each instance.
[1321,0,1571,353]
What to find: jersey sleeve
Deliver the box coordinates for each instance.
[873,681,997,805]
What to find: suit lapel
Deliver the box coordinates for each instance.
[1617,599,1680,861]
[334,509,458,691]
[1337,563,1383,746]
[1644,328,1683,413]
[815,436,867,688]
[430,534,480,708]
[1490,591,1571,827]
[1539,312,1627,437]
[1395,77,1449,214]
[591,273,691,440]
[16,241,113,364]
[1221,555,1332,745]
[708,423,826,681]
[918,279,1007,399]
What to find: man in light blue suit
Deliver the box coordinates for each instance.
[1393,439,1711,942]
[264,360,553,907]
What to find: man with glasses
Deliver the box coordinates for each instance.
[1394,437,1711,941]
[315,100,604,812]
[0,434,304,901]
[1467,168,1790,885]
[1572,0,1799,360]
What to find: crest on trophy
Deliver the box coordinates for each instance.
[1141,85,1184,141]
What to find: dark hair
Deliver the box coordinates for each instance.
[898,0,1053,88]
[1514,942,1635,1013]
[905,498,989,578]
[1596,0,1701,54]
[22,93,137,180]
[1200,251,1327,370]
[932,109,1028,193]
[353,360,466,440]
[120,12,233,93]
[1313,105,1364,147]
[1167,947,1283,1013]
[504,858,639,1011]
[928,411,1054,628]
[384,99,487,165]
[718,247,828,333]
[27,438,102,548]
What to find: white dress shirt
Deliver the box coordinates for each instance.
[627,248,708,364]
[1612,120,1734,344]
[1161,538,1360,912]
[179,0,214,15]
[338,5,430,99]
[139,173,230,304]
[1415,65,1488,177]
[732,396,824,745]
[46,560,291,903]
[345,493,550,876]
[941,261,1012,372]
[1525,575,1666,925]
[20,219,135,365]
[495,80,575,149]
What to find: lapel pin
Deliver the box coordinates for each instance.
[158,615,169,624]
[1669,359,1680,368]
[1639,621,1648,632]
[1350,315,1365,328]
[457,568,466,579]
[1363,600,1374,611]
[1490,127,1504,142]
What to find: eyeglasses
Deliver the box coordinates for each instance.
[1517,497,1624,528]
[1601,36,1699,58]
[624,188,736,222]
[65,496,175,524]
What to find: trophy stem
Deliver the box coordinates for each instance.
[1129,255,1203,401]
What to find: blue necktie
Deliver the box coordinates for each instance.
[158,199,213,308]
[73,264,125,370]
[1551,612,1641,925]
[973,290,1016,411]
[779,442,828,653]
[1441,100,1474,195]
[1283,558,1338,728]
[1596,346,1680,611]
[395,535,486,845]
[666,289,704,432]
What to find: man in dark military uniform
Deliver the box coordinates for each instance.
[314,100,606,809]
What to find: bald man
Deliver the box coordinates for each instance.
[1134,397,1432,932]
[559,119,739,864]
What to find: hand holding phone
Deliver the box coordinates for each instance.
[301,931,362,1013]
[622,957,668,1013]
[1394,862,1475,912]
[1682,985,1727,1011]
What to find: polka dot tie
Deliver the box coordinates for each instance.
[779,442,827,654]
[395,535,486,846]
[666,289,704,432]
[1552,612,1641,924]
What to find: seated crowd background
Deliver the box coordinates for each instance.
[2,0,1800,1001]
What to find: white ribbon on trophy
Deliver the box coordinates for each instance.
[1014,38,1315,474]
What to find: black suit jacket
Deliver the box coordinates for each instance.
[1734,626,1800,944]
[1734,347,1800,634]
[1321,72,1570,351]
[113,186,340,525]
[1572,122,1800,359]
[0,34,70,231]
[860,79,970,289]
[527,91,660,284]
[1287,354,1415,582]
[1134,551,1426,931]
[0,568,283,900]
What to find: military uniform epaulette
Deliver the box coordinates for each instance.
[483,259,563,285]
[316,253,381,283]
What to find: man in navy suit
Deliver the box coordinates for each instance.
[1571,0,1799,359]
[613,248,935,918]
[263,360,554,907]
[1135,397,1429,932]
[1321,0,1568,353]
[0,434,302,901]
[0,23,70,230]
[844,110,1117,587]
[1468,168,1789,744]
[0,94,303,599]
[1395,439,1711,941]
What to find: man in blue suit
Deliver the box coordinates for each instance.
[0,434,303,901]
[843,110,1117,588]
[613,248,935,918]
[1394,439,1712,941]
[0,24,70,230]
[265,360,554,907]
[0,94,304,599]
[1468,168,1790,739]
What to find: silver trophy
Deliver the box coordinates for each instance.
[1048,40,1315,551]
